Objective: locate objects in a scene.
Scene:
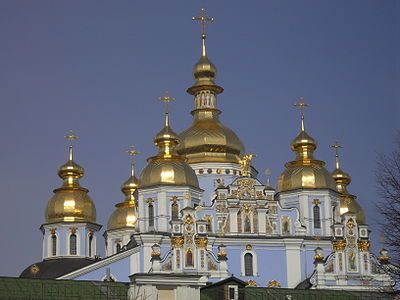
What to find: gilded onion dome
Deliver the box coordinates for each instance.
[176,9,245,164]
[140,98,199,189]
[107,147,139,230]
[331,143,365,223]
[276,100,337,193]
[45,132,96,223]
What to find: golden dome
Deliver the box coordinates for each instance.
[177,110,245,164]
[277,100,336,193]
[277,161,337,192]
[177,30,244,163]
[140,112,199,189]
[330,142,365,223]
[108,152,139,230]
[45,145,96,223]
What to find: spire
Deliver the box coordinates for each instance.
[154,92,180,158]
[64,130,78,161]
[294,97,309,132]
[58,130,84,187]
[159,91,175,128]
[330,141,351,193]
[126,145,140,178]
[291,98,317,161]
[121,145,140,200]
[188,8,222,95]
[331,141,343,170]
[192,8,214,57]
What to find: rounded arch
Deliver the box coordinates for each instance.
[240,249,258,277]
[67,231,80,256]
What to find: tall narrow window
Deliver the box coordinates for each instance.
[88,234,93,257]
[237,211,242,233]
[171,202,179,221]
[244,253,253,276]
[244,215,251,233]
[313,205,321,229]
[148,203,154,227]
[70,234,77,255]
[116,243,121,253]
[51,235,57,256]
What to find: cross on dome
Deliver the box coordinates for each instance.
[64,130,79,161]
[126,145,139,177]
[192,8,214,56]
[330,141,343,169]
[294,97,309,132]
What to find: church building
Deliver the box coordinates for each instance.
[19,8,397,300]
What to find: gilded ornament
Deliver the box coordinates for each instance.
[312,199,321,205]
[239,154,256,177]
[29,264,40,276]
[267,280,281,288]
[358,240,370,252]
[184,215,194,225]
[151,250,161,258]
[246,244,252,250]
[245,280,257,287]
[333,240,347,251]
[194,237,208,248]
[171,236,184,248]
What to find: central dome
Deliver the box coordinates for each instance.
[177,110,245,164]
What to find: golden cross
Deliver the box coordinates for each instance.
[192,8,214,37]
[126,145,140,177]
[330,141,342,169]
[64,130,78,145]
[127,145,140,158]
[294,97,309,118]
[330,141,342,155]
[294,97,309,131]
[159,91,175,114]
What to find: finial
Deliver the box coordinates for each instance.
[126,145,140,177]
[64,130,79,161]
[330,141,343,170]
[159,91,175,127]
[294,97,309,132]
[192,8,214,57]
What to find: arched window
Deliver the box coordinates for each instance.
[186,248,194,267]
[70,234,77,255]
[244,215,251,233]
[206,217,212,232]
[313,205,321,229]
[148,203,154,228]
[237,211,242,233]
[51,235,57,256]
[116,243,121,253]
[171,202,179,221]
[244,253,253,276]
[88,234,93,257]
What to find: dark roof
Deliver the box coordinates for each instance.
[0,276,128,299]
[201,276,246,290]
[20,258,97,279]
[295,277,312,289]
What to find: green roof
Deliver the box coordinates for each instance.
[0,277,128,300]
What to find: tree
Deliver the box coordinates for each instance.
[376,135,400,265]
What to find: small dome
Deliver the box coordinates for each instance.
[45,145,96,224]
[340,194,365,224]
[46,188,96,223]
[331,168,352,194]
[277,161,337,192]
[140,112,199,189]
[107,201,137,230]
[192,55,217,87]
[140,158,199,188]
[277,107,336,193]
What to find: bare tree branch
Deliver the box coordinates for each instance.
[376,133,400,265]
